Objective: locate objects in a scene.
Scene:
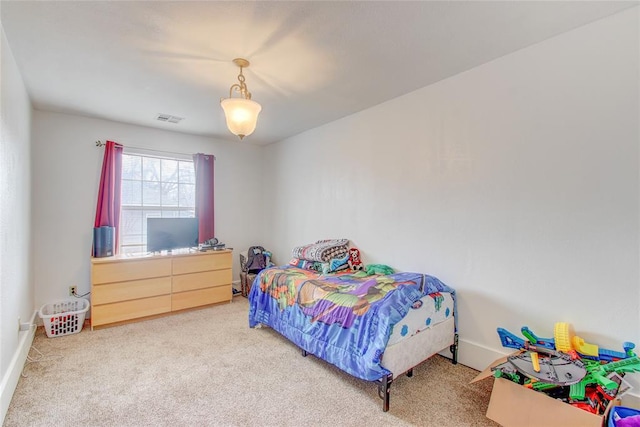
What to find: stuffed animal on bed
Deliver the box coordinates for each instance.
[348,247,364,271]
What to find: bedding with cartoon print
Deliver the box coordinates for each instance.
[248,266,456,382]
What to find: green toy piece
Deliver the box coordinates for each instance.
[569,356,640,401]
[493,369,522,383]
[528,380,560,392]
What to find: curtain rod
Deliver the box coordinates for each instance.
[95,140,215,160]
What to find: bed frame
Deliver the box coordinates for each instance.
[299,316,459,412]
[250,265,458,412]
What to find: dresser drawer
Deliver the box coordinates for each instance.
[91,295,171,327]
[93,277,172,305]
[171,285,232,311]
[90,250,232,329]
[172,251,232,275]
[172,269,232,293]
[92,258,171,284]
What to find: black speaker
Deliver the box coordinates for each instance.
[93,226,114,258]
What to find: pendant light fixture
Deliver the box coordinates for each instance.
[220,58,262,140]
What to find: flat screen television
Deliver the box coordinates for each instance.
[147,218,199,252]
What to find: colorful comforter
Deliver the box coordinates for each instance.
[248,266,456,381]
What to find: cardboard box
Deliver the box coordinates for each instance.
[473,354,618,427]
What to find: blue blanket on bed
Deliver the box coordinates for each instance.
[248,266,456,381]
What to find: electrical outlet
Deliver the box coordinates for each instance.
[69,285,77,296]
[17,317,30,332]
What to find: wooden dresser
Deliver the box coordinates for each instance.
[90,250,232,329]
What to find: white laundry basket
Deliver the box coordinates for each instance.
[38,299,89,338]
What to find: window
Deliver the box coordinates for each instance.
[120,151,195,254]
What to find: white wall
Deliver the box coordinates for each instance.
[263,6,639,377]
[0,27,34,422]
[31,112,265,309]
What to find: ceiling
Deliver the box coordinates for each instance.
[1,1,636,145]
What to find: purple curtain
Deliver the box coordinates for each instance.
[94,140,123,251]
[193,153,215,243]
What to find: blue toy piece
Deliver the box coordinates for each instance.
[599,349,624,362]
[498,325,637,362]
[624,342,636,357]
[595,342,637,362]
[497,328,525,350]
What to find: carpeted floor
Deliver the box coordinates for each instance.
[5,297,498,426]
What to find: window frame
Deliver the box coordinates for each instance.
[119,148,196,254]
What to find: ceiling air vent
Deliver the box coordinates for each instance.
[156,114,184,124]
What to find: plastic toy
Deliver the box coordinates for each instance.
[554,322,636,361]
[525,379,560,392]
[492,342,586,386]
[497,324,636,361]
[493,322,640,416]
[521,326,556,350]
[569,356,640,400]
[569,386,609,414]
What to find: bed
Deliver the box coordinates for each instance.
[248,265,458,411]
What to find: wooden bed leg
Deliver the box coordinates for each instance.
[450,333,459,365]
[301,349,308,357]
[406,368,413,378]
[377,373,393,412]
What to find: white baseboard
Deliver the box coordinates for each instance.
[451,337,640,405]
[438,336,508,371]
[0,310,37,424]
[456,337,509,371]
[622,393,640,409]
[232,280,241,293]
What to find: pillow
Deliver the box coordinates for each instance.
[292,239,349,262]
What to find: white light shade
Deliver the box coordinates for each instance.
[220,98,262,139]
